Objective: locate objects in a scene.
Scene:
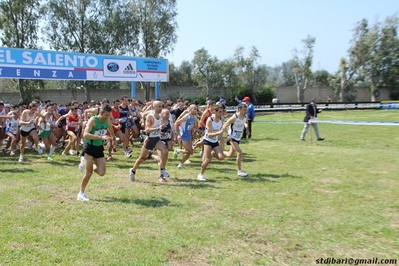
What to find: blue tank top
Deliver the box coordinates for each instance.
[160,121,172,140]
[180,114,194,141]
[119,105,129,124]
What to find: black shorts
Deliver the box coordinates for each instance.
[227,138,240,145]
[144,136,160,150]
[120,123,127,133]
[161,139,171,147]
[203,139,220,148]
[67,129,80,136]
[20,128,36,137]
[83,142,104,159]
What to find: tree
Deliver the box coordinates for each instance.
[191,48,226,97]
[41,0,134,100]
[292,35,316,103]
[129,0,178,100]
[264,65,283,88]
[233,46,266,103]
[167,60,197,87]
[347,15,399,101]
[280,60,297,86]
[311,70,330,87]
[329,59,357,102]
[0,0,42,102]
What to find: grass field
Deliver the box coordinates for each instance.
[1,110,398,265]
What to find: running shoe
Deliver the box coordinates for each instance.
[129,168,136,182]
[162,169,170,178]
[77,191,89,201]
[197,173,206,181]
[237,170,249,177]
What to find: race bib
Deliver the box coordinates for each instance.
[94,129,107,136]
[232,130,242,138]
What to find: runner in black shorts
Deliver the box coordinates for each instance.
[129,101,169,183]
[77,105,115,201]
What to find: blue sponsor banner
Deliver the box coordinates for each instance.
[381,101,399,110]
[0,47,169,82]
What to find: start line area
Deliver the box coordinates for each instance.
[256,120,399,126]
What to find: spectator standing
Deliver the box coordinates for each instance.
[242,96,255,139]
[300,98,324,141]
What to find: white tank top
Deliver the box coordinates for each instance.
[204,116,222,143]
[148,113,162,138]
[20,111,36,132]
[40,113,53,131]
[229,114,246,141]
[7,116,20,134]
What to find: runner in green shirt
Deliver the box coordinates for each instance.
[77,104,115,201]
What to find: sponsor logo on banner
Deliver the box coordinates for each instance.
[107,62,119,72]
[103,59,137,78]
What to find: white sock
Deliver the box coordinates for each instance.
[49,145,56,156]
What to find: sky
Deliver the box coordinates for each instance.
[168,0,399,73]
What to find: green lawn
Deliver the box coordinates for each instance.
[1,110,398,265]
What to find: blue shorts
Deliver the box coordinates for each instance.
[126,118,135,128]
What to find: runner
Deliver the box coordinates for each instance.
[1,110,20,156]
[146,108,175,176]
[198,105,225,181]
[77,104,115,201]
[129,100,169,183]
[58,106,82,156]
[221,103,249,177]
[106,99,127,161]
[119,96,133,157]
[193,100,215,157]
[18,102,44,162]
[37,104,58,161]
[174,104,198,168]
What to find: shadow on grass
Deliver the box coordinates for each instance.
[239,172,301,183]
[47,159,79,167]
[239,137,280,142]
[167,178,219,189]
[95,196,171,207]
[1,168,37,173]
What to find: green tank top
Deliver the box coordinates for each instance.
[86,115,108,146]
